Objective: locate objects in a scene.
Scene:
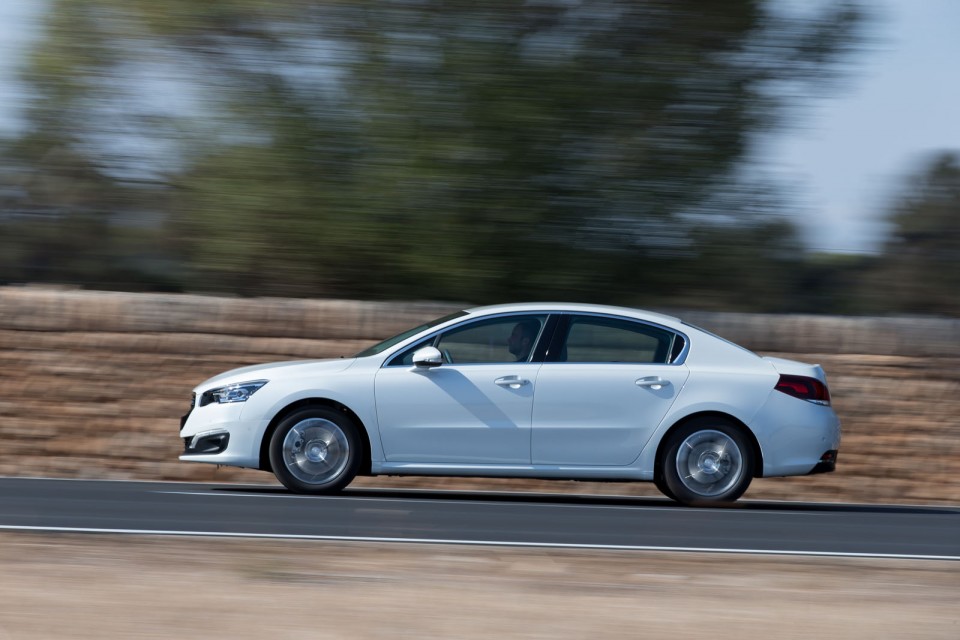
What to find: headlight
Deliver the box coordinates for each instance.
[199,380,268,406]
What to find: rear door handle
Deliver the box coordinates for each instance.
[495,376,530,389]
[635,377,670,390]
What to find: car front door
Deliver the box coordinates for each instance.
[375,314,550,464]
[532,314,689,466]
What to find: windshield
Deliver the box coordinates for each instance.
[353,311,468,358]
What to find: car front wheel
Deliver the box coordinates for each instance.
[661,418,754,506]
[268,407,361,494]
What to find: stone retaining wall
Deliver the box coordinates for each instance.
[1,287,957,504]
[4,287,958,356]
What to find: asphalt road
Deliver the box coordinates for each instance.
[0,477,957,559]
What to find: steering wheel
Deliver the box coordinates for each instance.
[442,349,454,364]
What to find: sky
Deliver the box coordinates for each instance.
[0,0,42,137]
[1,0,958,254]
[760,0,960,253]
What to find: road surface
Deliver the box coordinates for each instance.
[0,477,956,559]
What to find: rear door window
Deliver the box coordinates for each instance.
[560,316,676,364]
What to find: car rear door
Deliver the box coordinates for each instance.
[531,314,689,466]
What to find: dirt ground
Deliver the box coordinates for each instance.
[0,533,957,640]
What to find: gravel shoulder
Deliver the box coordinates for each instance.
[1,533,957,639]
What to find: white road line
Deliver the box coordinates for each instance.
[0,524,956,561]
[2,477,956,513]
[0,475,956,517]
[152,490,694,512]
[156,490,326,500]
[152,490,838,516]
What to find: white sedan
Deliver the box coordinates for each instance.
[179,303,840,506]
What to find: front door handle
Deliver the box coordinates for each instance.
[635,376,670,390]
[495,376,530,389]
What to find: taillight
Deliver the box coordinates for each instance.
[775,374,831,405]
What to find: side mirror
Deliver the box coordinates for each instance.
[412,346,443,368]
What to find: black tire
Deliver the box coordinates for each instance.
[268,407,362,494]
[653,472,677,502]
[661,417,754,507]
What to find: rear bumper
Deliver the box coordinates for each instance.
[807,449,838,475]
[752,391,841,478]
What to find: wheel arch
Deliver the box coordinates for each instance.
[653,411,764,481]
[258,398,372,476]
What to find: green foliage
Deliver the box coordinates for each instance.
[865,153,960,316]
[1,0,876,310]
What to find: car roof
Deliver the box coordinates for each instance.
[464,302,683,329]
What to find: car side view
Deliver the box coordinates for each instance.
[179,303,840,506]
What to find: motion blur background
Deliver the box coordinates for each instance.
[1,7,958,637]
[0,0,957,315]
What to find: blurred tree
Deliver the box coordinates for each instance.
[0,129,181,290]
[792,252,876,315]
[1,0,866,308]
[864,152,960,316]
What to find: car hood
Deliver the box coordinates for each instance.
[196,358,357,390]
[762,356,827,383]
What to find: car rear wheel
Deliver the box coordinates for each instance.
[653,473,676,502]
[268,407,361,494]
[661,418,754,506]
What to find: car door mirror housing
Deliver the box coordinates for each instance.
[412,346,443,368]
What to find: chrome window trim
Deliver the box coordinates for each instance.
[381,311,553,368]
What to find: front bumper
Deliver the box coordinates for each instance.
[182,431,230,455]
[178,396,262,468]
